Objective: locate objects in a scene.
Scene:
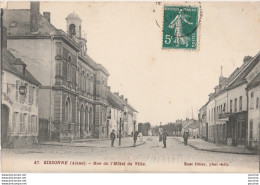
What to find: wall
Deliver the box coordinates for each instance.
[248,86,260,149]
[2,70,39,148]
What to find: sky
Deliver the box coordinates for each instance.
[6,1,260,126]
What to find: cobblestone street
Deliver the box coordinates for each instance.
[2,136,259,173]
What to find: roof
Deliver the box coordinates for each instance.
[182,119,200,129]
[112,93,138,113]
[3,8,110,74]
[66,12,81,21]
[107,91,124,111]
[227,51,260,90]
[3,9,56,37]
[247,73,260,90]
[208,52,260,100]
[2,48,41,86]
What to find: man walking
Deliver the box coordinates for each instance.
[133,131,138,147]
[110,130,116,147]
[183,130,189,145]
[162,130,168,148]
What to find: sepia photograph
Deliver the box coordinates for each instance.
[1,1,260,173]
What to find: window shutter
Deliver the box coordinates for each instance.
[36,88,39,106]
[16,80,19,101]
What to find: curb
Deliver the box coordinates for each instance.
[37,141,146,149]
[172,137,257,155]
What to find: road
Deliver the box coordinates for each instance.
[1,136,259,173]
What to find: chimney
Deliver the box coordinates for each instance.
[120,95,124,100]
[30,2,40,32]
[243,56,253,63]
[2,26,7,49]
[125,98,128,102]
[43,12,50,22]
[114,92,119,96]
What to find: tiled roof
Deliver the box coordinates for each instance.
[112,93,138,113]
[107,92,124,110]
[2,48,41,86]
[227,51,260,89]
[247,73,260,90]
[3,9,56,37]
[209,52,260,100]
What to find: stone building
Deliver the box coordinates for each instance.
[198,103,208,140]
[205,52,260,148]
[246,68,260,150]
[112,93,138,136]
[1,27,41,148]
[3,2,111,141]
[107,91,124,137]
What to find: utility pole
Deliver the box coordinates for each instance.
[119,117,122,146]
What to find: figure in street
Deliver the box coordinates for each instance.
[110,130,116,147]
[133,131,138,147]
[183,130,189,145]
[162,130,168,148]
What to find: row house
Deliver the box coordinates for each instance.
[112,93,138,137]
[198,103,207,140]
[247,73,260,149]
[203,52,260,149]
[1,26,41,148]
[3,2,110,141]
[107,90,124,137]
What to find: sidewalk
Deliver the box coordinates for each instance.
[172,137,257,155]
[38,137,146,148]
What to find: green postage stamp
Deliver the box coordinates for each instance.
[162,6,199,50]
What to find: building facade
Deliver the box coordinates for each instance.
[3,2,111,141]
[204,52,260,148]
[2,36,41,148]
[3,2,137,141]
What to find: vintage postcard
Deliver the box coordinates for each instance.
[1,1,260,173]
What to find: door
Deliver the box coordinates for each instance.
[233,122,237,146]
[1,104,9,147]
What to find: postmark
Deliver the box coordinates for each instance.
[162,5,199,50]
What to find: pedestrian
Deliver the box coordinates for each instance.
[162,130,168,148]
[133,131,138,147]
[110,130,116,147]
[183,130,189,145]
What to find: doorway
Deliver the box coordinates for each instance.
[1,104,9,147]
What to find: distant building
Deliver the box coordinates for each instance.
[182,119,200,138]
[112,93,138,136]
[2,27,41,148]
[198,103,208,140]
[107,90,124,137]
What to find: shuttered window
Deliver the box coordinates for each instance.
[16,80,20,101]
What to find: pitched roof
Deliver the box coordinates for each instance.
[3,9,56,37]
[2,48,41,86]
[107,91,124,111]
[183,119,200,129]
[247,73,260,90]
[227,51,260,89]
[3,8,110,74]
[112,93,138,113]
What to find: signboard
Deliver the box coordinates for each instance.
[19,85,27,95]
